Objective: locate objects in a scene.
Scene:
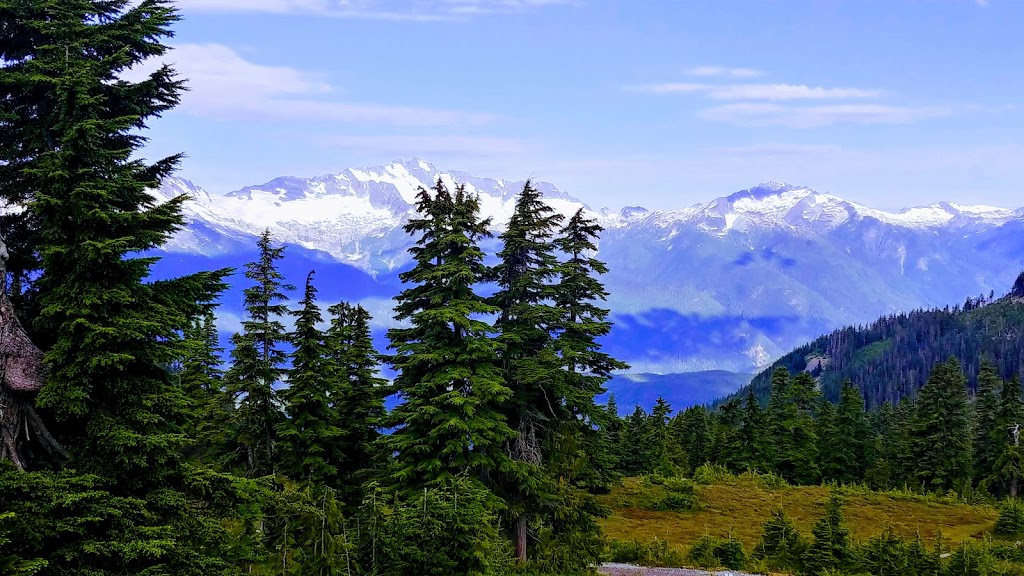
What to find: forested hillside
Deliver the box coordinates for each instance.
[737,276,1024,408]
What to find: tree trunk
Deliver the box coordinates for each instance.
[1012,475,1019,500]
[514,514,527,563]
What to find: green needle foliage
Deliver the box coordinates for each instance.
[382,180,514,493]
[225,229,293,477]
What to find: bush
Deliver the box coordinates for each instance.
[996,500,1024,536]
[605,538,685,568]
[686,534,746,571]
[692,463,733,485]
[653,477,698,511]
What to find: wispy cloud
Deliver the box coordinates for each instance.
[628,82,882,100]
[685,65,763,78]
[698,103,952,128]
[122,43,494,126]
[172,0,577,19]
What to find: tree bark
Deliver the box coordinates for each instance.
[514,514,527,563]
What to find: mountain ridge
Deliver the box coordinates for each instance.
[147,159,1024,376]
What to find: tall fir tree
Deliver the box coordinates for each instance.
[675,405,712,474]
[991,377,1024,497]
[0,1,240,572]
[551,208,629,487]
[821,380,870,483]
[382,181,513,493]
[178,310,231,461]
[974,359,1004,488]
[910,357,973,491]
[325,301,386,506]
[738,388,766,471]
[278,271,342,485]
[225,230,293,477]
[767,371,820,484]
[490,181,565,561]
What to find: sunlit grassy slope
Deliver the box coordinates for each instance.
[598,476,1000,549]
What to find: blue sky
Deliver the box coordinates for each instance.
[139,0,1024,210]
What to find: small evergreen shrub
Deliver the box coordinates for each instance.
[687,535,720,569]
[653,477,699,511]
[685,534,747,571]
[996,500,1024,536]
[712,535,747,570]
[605,538,685,567]
[692,463,733,485]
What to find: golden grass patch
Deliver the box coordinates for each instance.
[598,477,999,550]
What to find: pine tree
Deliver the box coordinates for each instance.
[0,1,239,572]
[278,271,343,485]
[738,388,766,471]
[910,357,973,491]
[382,181,513,492]
[647,397,674,475]
[225,230,294,477]
[618,406,649,475]
[754,508,805,570]
[991,377,1024,497]
[771,372,820,485]
[804,493,851,576]
[490,181,564,561]
[178,310,231,461]
[326,301,386,506]
[764,367,791,469]
[820,380,870,483]
[974,359,1003,488]
[552,208,629,484]
[712,398,745,472]
[675,405,712,474]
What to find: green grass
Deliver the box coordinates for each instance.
[599,476,1000,551]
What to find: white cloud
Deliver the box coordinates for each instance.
[698,103,952,128]
[686,65,763,78]
[172,0,575,18]
[629,82,882,100]
[122,43,493,126]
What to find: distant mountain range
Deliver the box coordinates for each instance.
[147,159,1024,399]
[735,275,1024,409]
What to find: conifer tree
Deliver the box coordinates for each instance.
[618,406,649,475]
[326,301,386,505]
[712,397,745,472]
[910,357,972,491]
[490,181,564,560]
[278,271,343,485]
[552,208,629,483]
[0,1,239,572]
[816,399,840,482]
[738,388,766,471]
[225,230,293,477]
[764,367,791,468]
[820,380,870,483]
[974,359,1003,488]
[804,493,851,576]
[991,377,1024,497]
[178,310,231,460]
[382,181,513,492]
[675,405,712,474]
[772,372,820,484]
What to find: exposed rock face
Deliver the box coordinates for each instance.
[1013,272,1024,299]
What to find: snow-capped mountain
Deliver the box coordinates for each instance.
[150,160,1024,377]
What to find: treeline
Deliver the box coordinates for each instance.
[743,284,1024,408]
[0,2,625,575]
[611,358,1024,496]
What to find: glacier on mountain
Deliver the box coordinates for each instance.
[150,159,1024,376]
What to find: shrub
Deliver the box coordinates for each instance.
[606,538,685,568]
[686,534,746,571]
[653,477,698,511]
[692,463,733,485]
[712,534,747,570]
[996,500,1024,536]
[687,535,719,569]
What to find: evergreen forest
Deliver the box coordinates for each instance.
[3,2,1024,576]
